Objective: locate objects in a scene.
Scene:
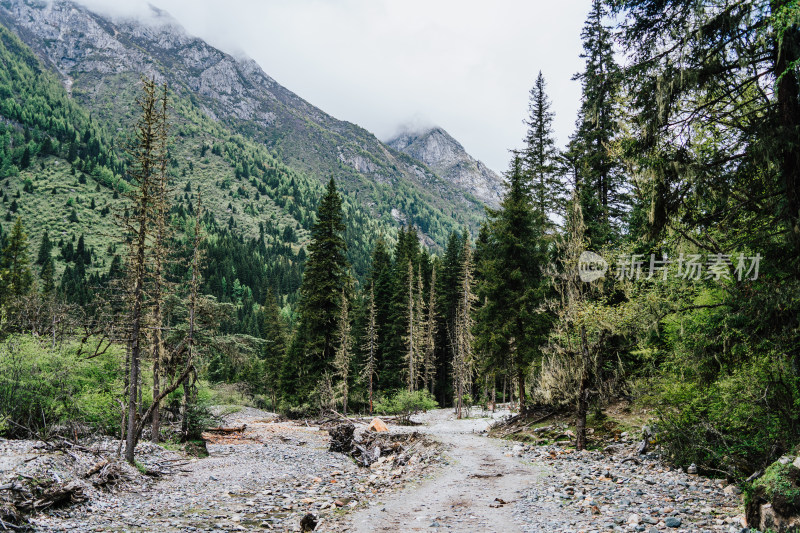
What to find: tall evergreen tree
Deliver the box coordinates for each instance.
[524,71,565,225]
[475,154,550,412]
[570,0,623,247]
[362,281,378,414]
[0,217,32,304]
[259,288,286,411]
[282,179,348,402]
[36,229,52,266]
[422,264,438,394]
[452,235,475,419]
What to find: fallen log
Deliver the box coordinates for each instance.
[205,424,246,434]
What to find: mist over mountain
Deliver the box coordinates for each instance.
[0,0,493,250]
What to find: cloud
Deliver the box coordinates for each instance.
[75,0,588,174]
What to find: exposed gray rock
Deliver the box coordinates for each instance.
[0,0,490,247]
[387,127,505,208]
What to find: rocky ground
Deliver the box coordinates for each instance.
[1,407,750,532]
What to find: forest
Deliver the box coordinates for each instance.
[0,0,798,494]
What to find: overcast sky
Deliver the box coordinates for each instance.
[78,0,589,174]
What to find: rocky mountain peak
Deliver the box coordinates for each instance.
[387,126,505,208]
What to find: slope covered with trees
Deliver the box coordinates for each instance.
[1,0,798,491]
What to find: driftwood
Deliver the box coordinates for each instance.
[15,480,87,511]
[205,424,247,434]
[495,411,556,438]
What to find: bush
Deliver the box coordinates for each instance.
[374,390,438,424]
[745,461,800,521]
[0,335,124,438]
[642,352,800,479]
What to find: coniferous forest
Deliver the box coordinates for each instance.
[2,1,800,530]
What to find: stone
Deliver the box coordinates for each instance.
[628,513,641,525]
[665,517,682,528]
[793,456,800,470]
[779,456,794,465]
[368,418,389,432]
[723,484,741,496]
[687,463,698,474]
[756,503,800,533]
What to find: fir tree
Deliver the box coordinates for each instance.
[362,281,378,414]
[422,264,437,394]
[282,179,348,402]
[524,71,564,225]
[0,217,33,304]
[474,154,550,412]
[259,288,286,411]
[570,0,622,247]
[36,229,52,266]
[452,236,475,419]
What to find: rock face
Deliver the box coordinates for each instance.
[387,127,505,208]
[0,0,489,245]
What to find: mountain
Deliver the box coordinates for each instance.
[387,127,505,208]
[0,0,488,251]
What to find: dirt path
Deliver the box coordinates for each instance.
[343,409,533,533]
[14,407,746,532]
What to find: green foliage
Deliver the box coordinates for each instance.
[475,154,551,407]
[645,351,800,479]
[374,389,438,424]
[745,462,800,518]
[0,335,124,438]
[281,179,349,402]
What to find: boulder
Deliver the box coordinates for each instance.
[368,418,389,432]
[755,503,800,533]
[746,460,800,532]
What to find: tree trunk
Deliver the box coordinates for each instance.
[368,373,373,415]
[576,325,591,451]
[517,366,526,415]
[774,12,800,255]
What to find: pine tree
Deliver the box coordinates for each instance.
[36,229,52,266]
[40,254,55,294]
[333,288,352,414]
[404,260,417,391]
[259,288,286,411]
[538,192,621,451]
[0,217,32,304]
[150,82,170,443]
[524,71,564,225]
[474,154,550,413]
[570,0,622,247]
[422,265,437,394]
[282,179,348,402]
[0,217,33,302]
[123,78,168,464]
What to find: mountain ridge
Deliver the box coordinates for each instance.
[387,126,505,208]
[0,0,490,247]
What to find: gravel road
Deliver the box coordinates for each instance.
[6,407,748,532]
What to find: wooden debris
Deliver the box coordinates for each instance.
[205,424,247,434]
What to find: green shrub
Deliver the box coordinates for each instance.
[374,390,438,424]
[0,335,124,438]
[643,352,800,479]
[745,462,800,524]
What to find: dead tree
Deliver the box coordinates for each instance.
[362,282,378,414]
[124,78,165,464]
